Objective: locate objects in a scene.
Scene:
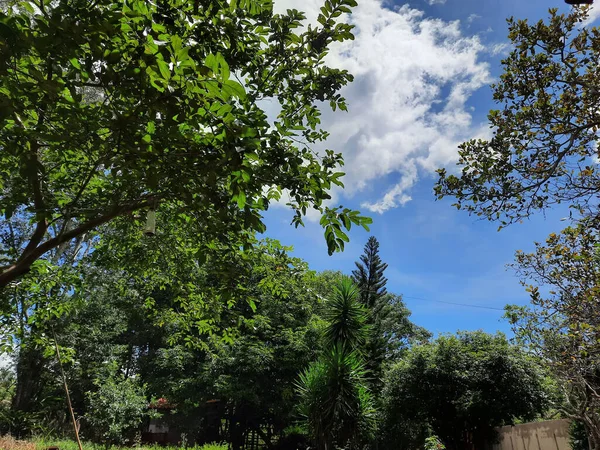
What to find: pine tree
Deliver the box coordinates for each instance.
[351,236,389,388]
[352,236,388,308]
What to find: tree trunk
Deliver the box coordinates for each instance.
[579,411,600,450]
[12,344,45,413]
[586,422,600,450]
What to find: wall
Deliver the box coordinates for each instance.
[488,419,571,450]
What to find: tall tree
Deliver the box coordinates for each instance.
[352,237,388,308]
[0,0,371,288]
[435,7,600,226]
[506,222,600,450]
[352,236,420,388]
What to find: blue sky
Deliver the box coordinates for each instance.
[262,0,597,336]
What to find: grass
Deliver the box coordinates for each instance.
[0,436,228,450]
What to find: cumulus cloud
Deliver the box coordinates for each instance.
[273,0,492,214]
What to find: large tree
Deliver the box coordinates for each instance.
[0,0,370,288]
[435,7,600,227]
[0,231,328,445]
[381,331,550,450]
[506,223,600,450]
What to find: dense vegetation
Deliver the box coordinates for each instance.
[1,0,599,449]
[0,227,554,450]
[436,6,600,449]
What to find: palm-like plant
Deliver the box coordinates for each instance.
[297,347,375,450]
[297,277,376,450]
[323,277,369,352]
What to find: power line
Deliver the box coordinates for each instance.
[402,295,506,312]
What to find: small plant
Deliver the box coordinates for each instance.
[424,435,445,450]
[196,443,228,450]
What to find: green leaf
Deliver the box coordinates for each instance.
[222,80,246,99]
[69,58,81,70]
[157,59,170,80]
[236,191,247,209]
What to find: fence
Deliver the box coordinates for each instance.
[488,419,571,450]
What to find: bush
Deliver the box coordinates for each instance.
[84,372,151,446]
[276,425,309,450]
[570,420,589,450]
[424,436,446,450]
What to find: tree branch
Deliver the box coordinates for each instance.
[0,195,160,288]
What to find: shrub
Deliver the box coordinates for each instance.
[84,372,151,446]
[570,420,589,450]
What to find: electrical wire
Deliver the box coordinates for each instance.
[402,295,506,311]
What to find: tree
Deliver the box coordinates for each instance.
[2,232,330,446]
[297,348,375,450]
[0,0,371,288]
[506,223,600,450]
[435,7,600,227]
[381,331,550,450]
[297,277,376,450]
[352,237,388,308]
[351,237,427,388]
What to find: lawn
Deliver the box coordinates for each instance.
[0,436,227,450]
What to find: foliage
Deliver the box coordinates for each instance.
[506,223,600,450]
[435,7,600,226]
[571,420,590,450]
[84,368,152,446]
[381,331,550,450]
[424,435,446,450]
[352,236,388,308]
[0,367,14,407]
[297,348,375,450]
[371,293,431,360]
[29,437,228,450]
[297,277,375,450]
[322,277,369,351]
[54,237,326,447]
[0,0,371,288]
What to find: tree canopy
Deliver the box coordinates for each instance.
[435,7,600,227]
[0,0,370,288]
[506,223,600,450]
[381,331,550,450]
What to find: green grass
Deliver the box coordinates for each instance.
[32,437,228,450]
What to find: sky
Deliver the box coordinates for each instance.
[260,0,600,336]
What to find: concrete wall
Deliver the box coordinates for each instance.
[488,419,571,450]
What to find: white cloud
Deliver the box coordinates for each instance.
[489,42,510,56]
[427,0,447,5]
[273,0,492,214]
[467,13,481,24]
[582,5,600,26]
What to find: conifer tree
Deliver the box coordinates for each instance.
[352,237,388,308]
